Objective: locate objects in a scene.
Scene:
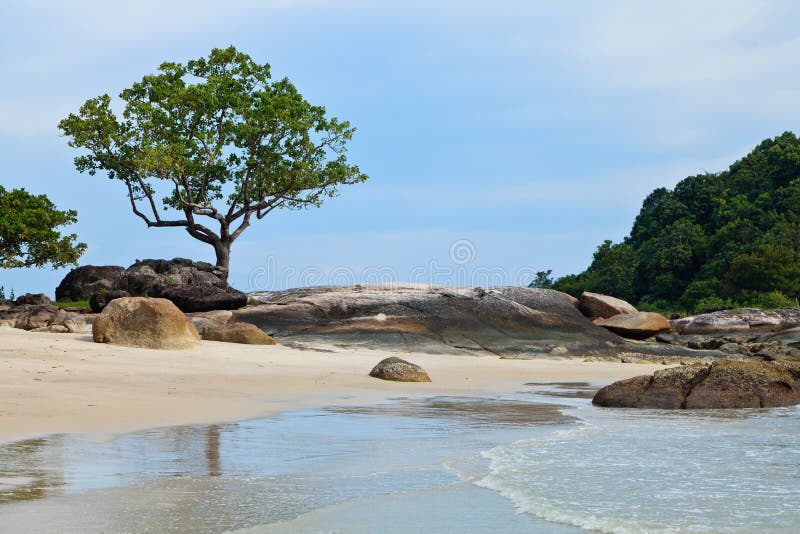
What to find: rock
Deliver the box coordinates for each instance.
[369,357,431,382]
[671,308,800,335]
[92,297,200,349]
[579,292,637,319]
[151,283,247,313]
[30,325,69,333]
[595,312,670,339]
[201,322,276,345]
[593,360,800,409]
[686,337,723,350]
[684,361,800,409]
[14,293,51,306]
[718,342,742,354]
[655,332,678,344]
[63,314,94,334]
[14,304,58,330]
[114,258,227,296]
[186,310,234,333]
[55,265,125,302]
[89,290,131,313]
[239,284,622,357]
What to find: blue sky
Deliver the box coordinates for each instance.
[2,1,800,296]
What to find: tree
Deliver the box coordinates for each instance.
[59,47,367,280]
[0,186,86,268]
[528,269,554,289]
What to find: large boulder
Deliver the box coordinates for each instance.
[151,283,247,313]
[671,308,800,335]
[369,357,431,382]
[55,266,125,302]
[89,290,131,313]
[200,322,276,345]
[114,258,227,296]
[92,297,200,349]
[595,312,670,339]
[593,360,800,409]
[238,284,623,357]
[579,292,637,319]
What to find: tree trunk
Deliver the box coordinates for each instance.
[214,241,231,282]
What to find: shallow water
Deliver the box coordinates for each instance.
[478,398,800,533]
[1,385,798,533]
[0,395,578,533]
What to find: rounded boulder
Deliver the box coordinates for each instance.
[92,297,200,349]
[369,357,431,382]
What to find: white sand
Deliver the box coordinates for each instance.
[0,325,664,443]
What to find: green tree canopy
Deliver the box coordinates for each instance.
[553,132,800,312]
[59,46,367,279]
[0,186,86,269]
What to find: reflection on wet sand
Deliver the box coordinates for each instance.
[0,395,576,532]
[0,437,65,504]
[327,396,576,426]
[525,381,599,399]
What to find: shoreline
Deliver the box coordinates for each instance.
[0,325,666,444]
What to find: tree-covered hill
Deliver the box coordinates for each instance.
[552,132,800,313]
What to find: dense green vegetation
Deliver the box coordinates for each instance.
[551,132,800,313]
[0,186,85,270]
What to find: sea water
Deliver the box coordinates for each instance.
[478,398,800,533]
[0,388,798,533]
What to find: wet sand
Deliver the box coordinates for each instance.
[0,325,665,443]
[0,394,586,533]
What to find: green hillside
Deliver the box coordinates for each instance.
[552,132,800,313]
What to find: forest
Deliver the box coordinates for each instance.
[549,132,800,314]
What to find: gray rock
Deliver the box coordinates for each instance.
[671,308,800,335]
[239,284,623,357]
[55,265,125,302]
[15,293,51,306]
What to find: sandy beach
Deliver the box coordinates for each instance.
[0,325,665,444]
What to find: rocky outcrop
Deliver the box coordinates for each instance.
[92,297,200,349]
[369,357,431,382]
[89,290,131,313]
[579,292,637,319]
[595,311,670,339]
[55,265,125,302]
[151,283,247,313]
[671,308,800,335]
[200,322,276,345]
[0,303,93,333]
[239,284,623,357]
[593,360,800,409]
[14,293,51,306]
[57,258,248,313]
[114,258,227,296]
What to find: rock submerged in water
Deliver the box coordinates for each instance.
[369,357,431,382]
[92,297,200,350]
[593,360,800,409]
